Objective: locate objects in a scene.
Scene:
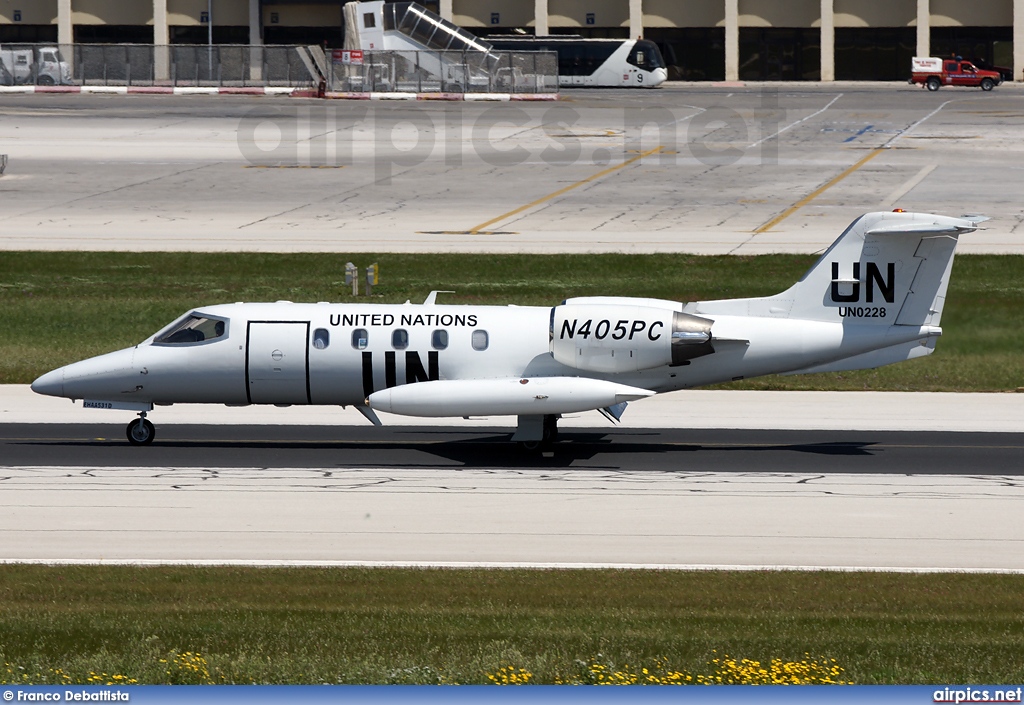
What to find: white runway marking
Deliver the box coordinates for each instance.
[880,164,937,207]
[747,93,843,148]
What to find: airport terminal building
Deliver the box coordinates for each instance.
[1,0,1020,81]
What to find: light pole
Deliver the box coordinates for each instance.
[207,0,214,81]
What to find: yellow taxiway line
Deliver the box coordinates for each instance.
[753,147,886,234]
[466,145,664,235]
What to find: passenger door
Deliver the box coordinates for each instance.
[246,321,310,404]
[955,62,977,86]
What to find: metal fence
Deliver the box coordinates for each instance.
[328,50,559,94]
[1,43,559,93]
[0,44,320,87]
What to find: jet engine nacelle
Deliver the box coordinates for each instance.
[550,303,714,373]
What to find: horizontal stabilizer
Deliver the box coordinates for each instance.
[367,377,654,418]
[782,337,937,375]
[866,222,965,235]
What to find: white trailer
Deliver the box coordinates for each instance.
[0,45,72,86]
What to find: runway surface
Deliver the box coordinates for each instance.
[8,384,1024,433]
[3,423,1023,571]
[3,84,1024,254]
[1,423,1022,473]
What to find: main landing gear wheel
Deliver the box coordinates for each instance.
[543,414,559,444]
[518,415,560,451]
[126,417,156,445]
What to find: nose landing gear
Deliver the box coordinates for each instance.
[126,412,156,445]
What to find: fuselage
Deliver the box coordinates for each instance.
[31,299,936,409]
[34,302,661,406]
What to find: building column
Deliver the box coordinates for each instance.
[1015,0,1024,80]
[249,0,262,44]
[154,0,169,80]
[916,0,930,58]
[57,0,72,46]
[440,0,453,22]
[725,0,739,81]
[249,0,263,81]
[629,0,643,39]
[820,0,834,81]
[535,0,549,36]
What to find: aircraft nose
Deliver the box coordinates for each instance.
[30,347,137,400]
[31,367,64,397]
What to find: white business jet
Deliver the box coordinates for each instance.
[32,211,981,446]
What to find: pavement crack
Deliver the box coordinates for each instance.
[13,162,219,220]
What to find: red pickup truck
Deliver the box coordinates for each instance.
[910,56,1001,91]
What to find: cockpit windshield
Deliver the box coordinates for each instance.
[626,40,666,70]
[153,314,227,345]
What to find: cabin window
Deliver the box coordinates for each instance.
[392,329,409,350]
[154,314,226,345]
[431,329,448,350]
[363,12,375,28]
[471,329,488,351]
[312,328,330,349]
[352,328,368,349]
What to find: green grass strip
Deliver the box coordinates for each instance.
[1,252,1023,391]
[1,566,1023,684]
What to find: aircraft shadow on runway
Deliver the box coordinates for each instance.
[9,427,881,471]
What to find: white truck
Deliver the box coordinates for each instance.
[0,45,72,86]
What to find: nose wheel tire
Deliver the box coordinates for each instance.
[126,418,156,445]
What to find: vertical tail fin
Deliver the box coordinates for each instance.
[691,211,982,327]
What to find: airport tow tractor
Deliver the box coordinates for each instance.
[32,211,984,447]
